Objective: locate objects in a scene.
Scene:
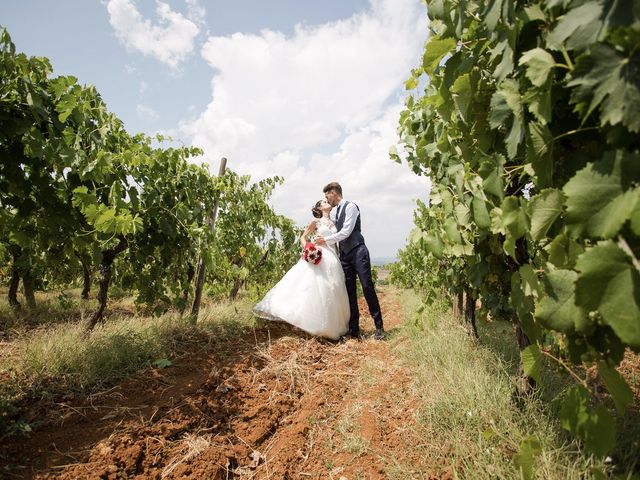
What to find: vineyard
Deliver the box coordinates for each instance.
[1,0,640,478]
[392,0,640,470]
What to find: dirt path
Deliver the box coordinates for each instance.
[1,288,434,479]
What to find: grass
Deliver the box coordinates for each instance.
[0,291,258,437]
[359,358,386,387]
[1,285,637,479]
[16,301,254,385]
[386,289,629,480]
[0,288,95,332]
[335,402,369,455]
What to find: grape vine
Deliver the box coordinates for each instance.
[0,29,298,327]
[393,0,639,462]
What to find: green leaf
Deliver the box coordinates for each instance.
[58,108,73,123]
[490,206,505,235]
[82,204,100,223]
[536,269,586,333]
[514,435,542,480]
[9,230,31,248]
[450,242,474,256]
[502,196,528,240]
[560,386,615,457]
[547,1,603,52]
[444,217,462,244]
[451,73,472,121]
[94,208,117,233]
[523,81,552,124]
[482,427,497,440]
[632,196,640,235]
[547,233,584,269]
[488,81,513,128]
[568,43,640,132]
[153,358,173,369]
[483,0,504,31]
[404,73,419,90]
[511,271,540,341]
[455,202,470,227]
[519,48,556,87]
[528,189,564,241]
[424,233,444,258]
[519,264,542,298]
[423,36,456,76]
[564,151,640,239]
[480,157,505,201]
[489,80,524,159]
[575,241,640,348]
[522,5,546,23]
[472,196,491,229]
[597,361,633,414]
[521,344,542,384]
[426,0,446,21]
[494,43,514,83]
[500,197,528,258]
[526,122,553,187]
[409,227,426,245]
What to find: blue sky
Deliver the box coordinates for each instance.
[1,0,431,257]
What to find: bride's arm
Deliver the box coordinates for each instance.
[300,220,317,248]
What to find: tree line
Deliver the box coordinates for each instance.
[0,29,299,330]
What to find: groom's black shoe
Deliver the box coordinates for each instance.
[374,328,385,341]
[342,329,361,341]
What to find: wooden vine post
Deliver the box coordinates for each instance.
[190,157,227,320]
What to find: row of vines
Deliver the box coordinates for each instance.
[0,29,299,329]
[391,0,639,470]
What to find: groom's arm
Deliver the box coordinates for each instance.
[322,203,358,246]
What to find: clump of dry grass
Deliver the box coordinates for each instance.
[253,338,317,397]
[161,433,213,478]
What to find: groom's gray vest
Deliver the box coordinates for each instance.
[335,201,365,255]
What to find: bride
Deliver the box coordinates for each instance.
[252,199,350,340]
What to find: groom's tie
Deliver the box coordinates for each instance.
[335,205,341,225]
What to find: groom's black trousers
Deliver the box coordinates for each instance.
[340,243,383,333]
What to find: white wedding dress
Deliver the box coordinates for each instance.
[253,218,350,340]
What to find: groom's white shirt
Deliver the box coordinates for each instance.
[324,199,358,246]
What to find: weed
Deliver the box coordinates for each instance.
[388,289,618,479]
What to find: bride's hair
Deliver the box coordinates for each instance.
[311,200,323,218]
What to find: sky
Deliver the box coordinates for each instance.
[1,0,431,258]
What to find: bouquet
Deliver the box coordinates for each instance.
[302,242,322,265]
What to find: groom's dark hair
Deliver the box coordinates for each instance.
[323,182,342,196]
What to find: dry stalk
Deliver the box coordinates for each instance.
[161,433,212,478]
[254,346,311,398]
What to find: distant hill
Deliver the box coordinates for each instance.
[371,257,397,267]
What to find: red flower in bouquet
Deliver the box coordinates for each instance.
[302,242,322,265]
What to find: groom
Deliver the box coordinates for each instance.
[316,182,384,340]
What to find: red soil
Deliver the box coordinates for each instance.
[1,289,434,479]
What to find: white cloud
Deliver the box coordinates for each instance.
[136,104,159,119]
[185,0,206,24]
[181,0,429,257]
[106,0,201,69]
